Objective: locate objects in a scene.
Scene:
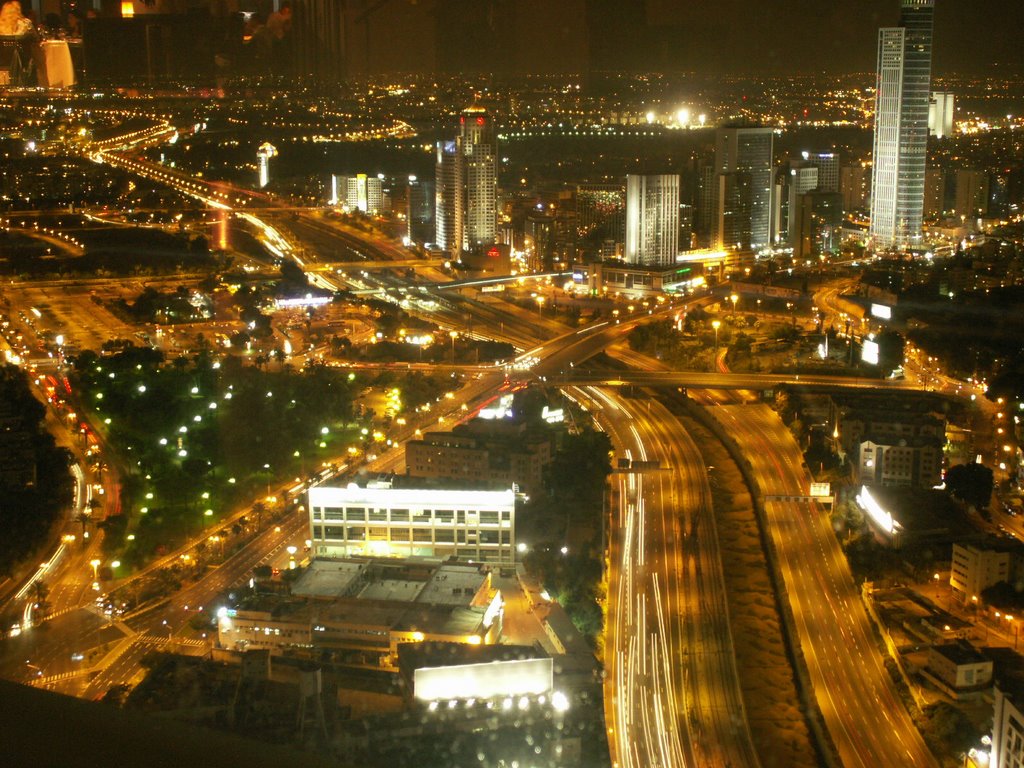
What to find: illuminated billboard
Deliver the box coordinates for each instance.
[855,485,900,537]
[809,482,832,498]
[275,295,332,309]
[414,657,553,702]
[871,303,893,320]
[862,339,880,365]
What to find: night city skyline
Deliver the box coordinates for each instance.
[0,1,1023,767]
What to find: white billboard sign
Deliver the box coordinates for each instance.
[414,657,553,702]
[810,482,832,498]
[862,339,880,365]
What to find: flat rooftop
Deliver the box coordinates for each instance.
[357,578,425,603]
[291,559,489,605]
[932,640,989,666]
[309,482,515,509]
[291,559,366,599]
[417,564,489,606]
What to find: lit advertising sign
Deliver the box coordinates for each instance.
[414,657,553,702]
[862,339,880,365]
[871,303,893,320]
[275,295,332,309]
[855,485,899,536]
[541,406,564,424]
[809,482,831,498]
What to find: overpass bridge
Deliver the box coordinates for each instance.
[527,369,927,392]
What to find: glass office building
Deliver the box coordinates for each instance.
[869,0,935,250]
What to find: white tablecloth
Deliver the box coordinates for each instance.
[36,40,74,89]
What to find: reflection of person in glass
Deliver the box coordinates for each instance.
[0,0,34,36]
[64,11,81,38]
[0,0,36,86]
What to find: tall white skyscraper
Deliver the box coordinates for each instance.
[256,142,277,189]
[460,106,498,252]
[330,174,383,214]
[625,174,680,266]
[713,126,774,251]
[434,139,460,255]
[434,106,498,257]
[928,91,955,138]
[869,0,935,250]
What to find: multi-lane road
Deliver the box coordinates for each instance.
[712,404,936,768]
[577,386,759,768]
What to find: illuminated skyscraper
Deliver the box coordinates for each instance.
[434,139,461,255]
[331,174,383,215]
[459,106,498,252]
[804,151,840,193]
[928,91,955,138]
[256,143,277,189]
[713,126,774,251]
[625,174,679,266]
[434,106,498,257]
[869,0,935,250]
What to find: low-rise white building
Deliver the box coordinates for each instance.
[926,641,992,694]
[856,437,943,488]
[217,559,503,668]
[307,482,516,566]
[993,683,1024,768]
[951,542,1014,604]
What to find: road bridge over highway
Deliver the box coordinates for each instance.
[534,369,927,392]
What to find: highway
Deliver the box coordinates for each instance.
[577,386,758,768]
[552,368,929,391]
[710,404,936,768]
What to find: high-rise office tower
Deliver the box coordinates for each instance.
[330,174,383,214]
[713,126,774,251]
[928,92,955,138]
[804,151,840,193]
[434,106,498,257]
[625,174,680,266]
[869,0,935,250]
[787,163,820,246]
[459,106,498,252]
[791,192,843,260]
[257,143,277,189]
[924,168,947,217]
[434,139,461,255]
[841,164,873,212]
[406,176,435,245]
[955,170,990,218]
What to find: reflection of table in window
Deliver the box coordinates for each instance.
[35,40,74,88]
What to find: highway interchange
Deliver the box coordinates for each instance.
[0,123,948,768]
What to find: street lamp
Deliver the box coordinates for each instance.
[287,545,298,569]
[90,558,101,581]
[729,293,738,317]
[536,295,545,316]
[449,330,458,363]
[712,319,721,354]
